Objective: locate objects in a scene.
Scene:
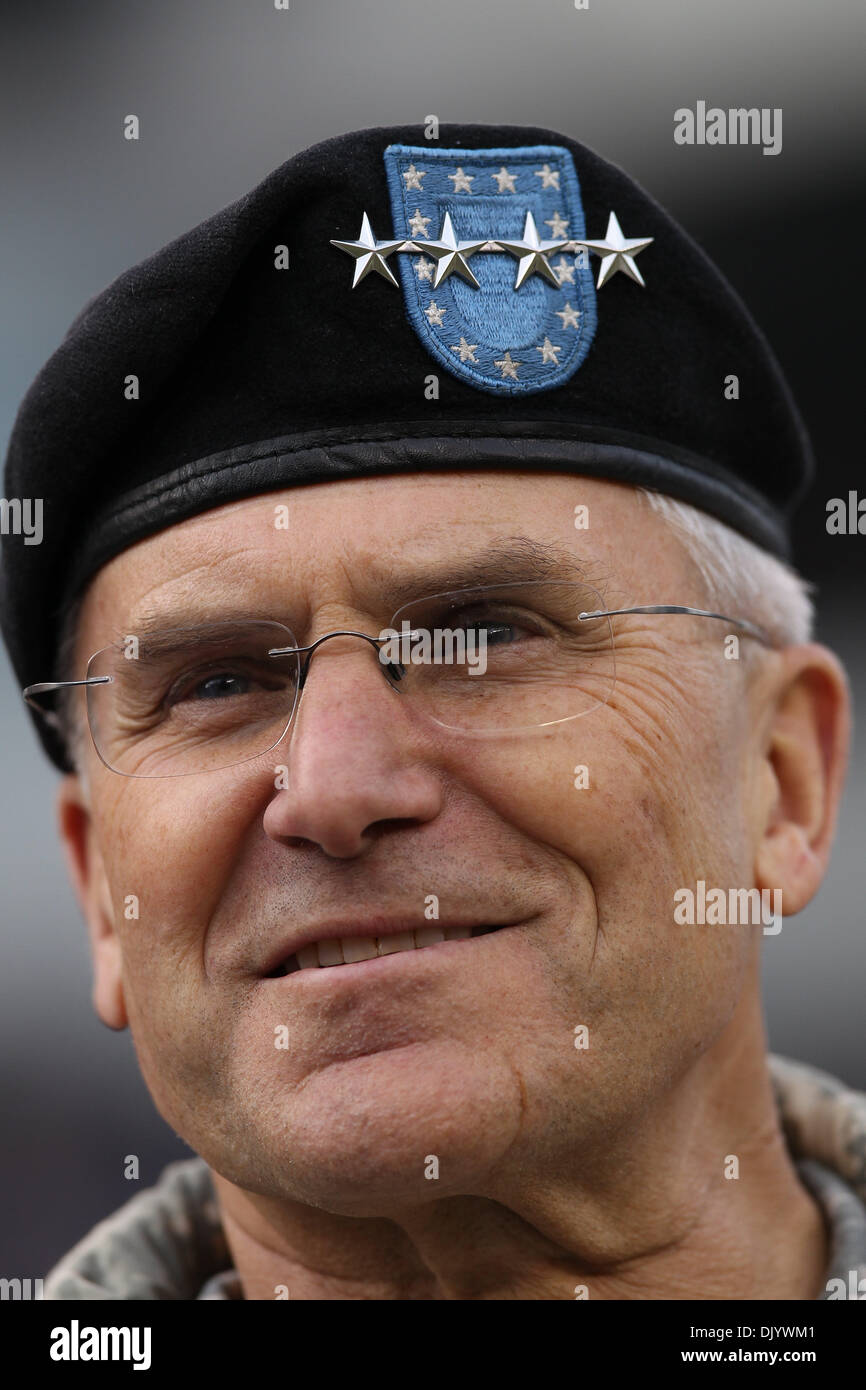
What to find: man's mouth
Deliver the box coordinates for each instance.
[265,923,505,977]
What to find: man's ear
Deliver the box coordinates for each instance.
[754,643,851,915]
[56,774,128,1030]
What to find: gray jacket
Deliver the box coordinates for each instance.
[43,1054,866,1300]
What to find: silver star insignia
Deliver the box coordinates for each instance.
[555,301,581,329]
[544,211,569,238]
[450,337,479,363]
[425,300,446,326]
[494,351,521,380]
[552,256,576,286]
[491,166,517,193]
[534,163,560,190]
[449,166,474,193]
[582,211,653,288]
[495,210,568,289]
[414,256,435,282]
[330,212,404,287]
[425,212,486,288]
[536,336,562,365]
[402,163,426,191]
[408,208,432,239]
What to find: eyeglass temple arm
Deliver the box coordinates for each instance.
[22,677,112,722]
[578,605,774,646]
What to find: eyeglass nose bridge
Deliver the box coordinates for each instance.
[268,628,407,693]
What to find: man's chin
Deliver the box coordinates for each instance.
[212,1043,526,1213]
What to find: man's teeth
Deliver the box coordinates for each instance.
[291,924,471,972]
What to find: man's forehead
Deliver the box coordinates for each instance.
[79,473,670,633]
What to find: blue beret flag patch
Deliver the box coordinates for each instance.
[329,142,654,396]
[383,143,598,395]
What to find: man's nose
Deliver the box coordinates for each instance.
[262,637,444,859]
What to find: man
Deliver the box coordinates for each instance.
[2,123,864,1301]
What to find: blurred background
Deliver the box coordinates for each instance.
[1,0,863,1278]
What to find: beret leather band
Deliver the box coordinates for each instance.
[69,428,790,607]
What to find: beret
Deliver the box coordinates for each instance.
[1,121,814,772]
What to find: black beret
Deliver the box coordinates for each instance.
[1,121,813,772]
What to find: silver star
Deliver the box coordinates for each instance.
[425,212,486,288]
[534,162,560,190]
[330,212,404,287]
[491,165,517,193]
[414,256,435,282]
[552,256,576,286]
[449,166,474,193]
[495,210,568,289]
[494,351,521,380]
[425,300,446,326]
[582,211,653,288]
[402,163,426,191]
[536,336,562,365]
[450,337,479,363]
[555,300,581,329]
[408,207,432,239]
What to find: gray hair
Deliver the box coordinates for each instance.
[637,488,814,647]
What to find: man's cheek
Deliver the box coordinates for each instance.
[111,879,222,1082]
[119,953,236,1136]
[119,933,205,1046]
[598,708,745,881]
[448,735,624,862]
[100,821,228,958]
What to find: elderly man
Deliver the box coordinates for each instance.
[2,123,864,1302]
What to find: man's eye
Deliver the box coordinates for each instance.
[449,611,543,645]
[194,672,250,701]
[167,668,256,706]
[475,620,527,646]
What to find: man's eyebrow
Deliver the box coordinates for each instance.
[118,618,284,657]
[375,535,597,609]
[123,536,599,639]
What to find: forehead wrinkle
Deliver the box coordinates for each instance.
[98,535,286,611]
[99,543,262,613]
[78,549,275,660]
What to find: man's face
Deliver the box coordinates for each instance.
[70,473,761,1216]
